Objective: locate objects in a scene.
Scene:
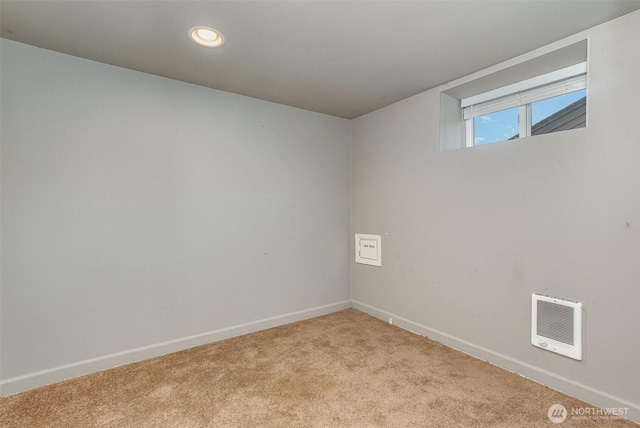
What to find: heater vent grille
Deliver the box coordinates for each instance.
[536,301,574,345]
[531,294,582,360]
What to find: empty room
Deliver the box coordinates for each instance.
[1,1,639,426]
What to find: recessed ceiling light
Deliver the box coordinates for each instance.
[189,26,225,48]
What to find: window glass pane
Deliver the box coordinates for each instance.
[473,106,519,146]
[531,89,586,136]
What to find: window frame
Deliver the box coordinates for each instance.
[461,62,587,148]
[438,37,590,152]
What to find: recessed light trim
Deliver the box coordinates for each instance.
[189,26,225,48]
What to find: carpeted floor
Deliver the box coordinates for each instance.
[0,309,636,427]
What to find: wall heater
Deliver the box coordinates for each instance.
[531,293,583,360]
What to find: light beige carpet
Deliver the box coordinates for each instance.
[0,309,636,427]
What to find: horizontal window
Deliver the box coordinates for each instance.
[439,39,588,151]
[463,63,586,147]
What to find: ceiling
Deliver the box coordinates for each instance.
[2,1,639,119]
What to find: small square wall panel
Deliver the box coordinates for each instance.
[355,234,381,267]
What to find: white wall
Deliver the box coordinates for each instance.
[351,11,639,422]
[0,39,351,393]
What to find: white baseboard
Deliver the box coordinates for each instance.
[0,300,352,397]
[351,300,640,425]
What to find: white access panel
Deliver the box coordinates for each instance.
[355,234,381,267]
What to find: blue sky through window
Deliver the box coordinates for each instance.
[473,89,586,146]
[532,89,585,125]
[474,107,519,145]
